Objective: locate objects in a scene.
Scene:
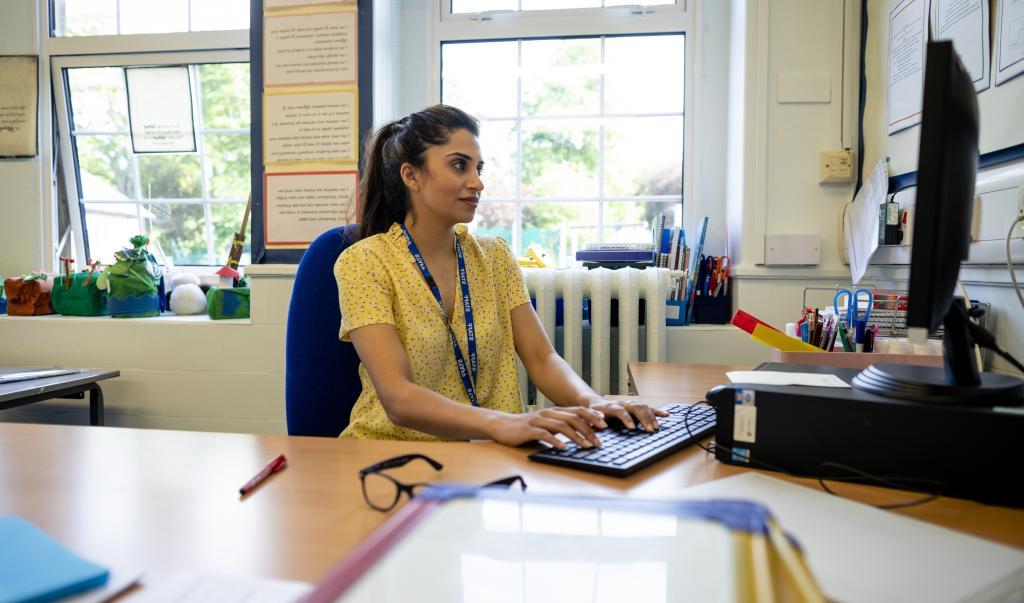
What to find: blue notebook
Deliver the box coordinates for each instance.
[0,517,109,603]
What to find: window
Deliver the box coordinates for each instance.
[62,60,250,265]
[48,2,250,267]
[437,3,687,264]
[449,1,675,14]
[52,0,249,36]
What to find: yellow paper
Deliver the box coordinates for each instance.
[751,323,824,353]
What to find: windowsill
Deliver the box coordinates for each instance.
[0,313,250,325]
[245,264,298,277]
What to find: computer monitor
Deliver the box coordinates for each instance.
[851,40,1024,405]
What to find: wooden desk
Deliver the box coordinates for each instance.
[626,361,746,399]
[0,367,118,425]
[2,414,1022,589]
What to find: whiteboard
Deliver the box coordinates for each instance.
[861,0,1024,183]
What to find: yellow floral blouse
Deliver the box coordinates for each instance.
[335,222,532,441]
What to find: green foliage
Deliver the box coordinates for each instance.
[106,235,161,295]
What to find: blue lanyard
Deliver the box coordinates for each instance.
[399,223,479,407]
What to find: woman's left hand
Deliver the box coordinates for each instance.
[589,401,669,433]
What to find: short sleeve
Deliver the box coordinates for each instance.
[492,237,532,309]
[336,244,395,341]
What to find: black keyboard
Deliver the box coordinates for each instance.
[528,403,716,477]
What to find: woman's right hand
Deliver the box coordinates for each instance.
[488,407,608,450]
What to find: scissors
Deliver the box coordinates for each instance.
[704,254,720,294]
[833,288,874,328]
[713,257,730,296]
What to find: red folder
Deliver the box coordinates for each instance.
[731,309,782,335]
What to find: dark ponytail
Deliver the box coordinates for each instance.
[358,104,479,240]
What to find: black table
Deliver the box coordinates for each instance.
[0,367,120,426]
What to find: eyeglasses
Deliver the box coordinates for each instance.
[359,453,527,512]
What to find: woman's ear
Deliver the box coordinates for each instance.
[399,162,419,192]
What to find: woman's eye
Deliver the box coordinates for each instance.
[452,160,465,170]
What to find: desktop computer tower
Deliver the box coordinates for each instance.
[706,364,1024,508]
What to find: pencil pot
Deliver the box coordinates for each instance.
[3,275,56,316]
[51,272,108,316]
[207,287,250,320]
[693,287,732,324]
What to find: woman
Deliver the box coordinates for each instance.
[336,104,666,449]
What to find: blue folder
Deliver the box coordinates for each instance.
[0,517,109,603]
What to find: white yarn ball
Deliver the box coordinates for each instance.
[169,272,201,290]
[169,283,208,315]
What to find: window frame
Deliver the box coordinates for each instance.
[52,49,250,265]
[41,0,248,268]
[431,0,694,255]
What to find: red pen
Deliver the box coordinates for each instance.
[239,454,287,496]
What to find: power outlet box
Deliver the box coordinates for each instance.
[1015,184,1024,238]
[820,150,854,183]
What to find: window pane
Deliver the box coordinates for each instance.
[442,42,518,119]
[137,154,201,199]
[521,121,599,198]
[605,35,685,114]
[211,203,252,265]
[191,0,249,31]
[522,202,598,261]
[522,38,600,117]
[144,203,209,264]
[199,64,251,130]
[450,0,517,13]
[605,0,675,5]
[76,135,135,199]
[478,120,518,198]
[521,0,601,9]
[604,116,683,197]
[205,135,250,200]
[57,0,117,36]
[603,200,679,243]
[68,68,129,132]
[83,203,139,263]
[470,202,516,242]
[120,0,189,35]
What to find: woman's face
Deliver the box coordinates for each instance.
[401,128,485,227]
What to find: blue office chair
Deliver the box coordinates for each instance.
[285,223,362,436]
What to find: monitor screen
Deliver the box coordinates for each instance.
[906,40,979,334]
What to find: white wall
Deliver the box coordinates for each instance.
[0,0,44,278]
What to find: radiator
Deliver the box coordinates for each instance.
[521,267,671,404]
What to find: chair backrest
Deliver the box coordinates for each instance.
[285,224,362,436]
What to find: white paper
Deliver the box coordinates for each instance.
[888,0,929,134]
[845,157,887,284]
[678,473,1024,603]
[995,0,1024,85]
[726,371,851,388]
[65,568,143,603]
[264,90,357,163]
[128,570,311,603]
[0,56,38,157]
[932,0,990,92]
[264,11,357,87]
[265,171,358,245]
[125,66,196,153]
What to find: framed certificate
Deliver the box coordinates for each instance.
[0,56,38,158]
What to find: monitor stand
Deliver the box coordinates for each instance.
[852,300,1024,405]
